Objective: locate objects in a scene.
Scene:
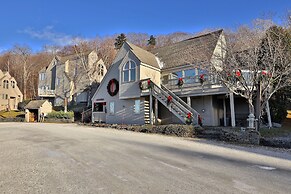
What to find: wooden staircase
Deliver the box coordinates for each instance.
[144,79,200,126]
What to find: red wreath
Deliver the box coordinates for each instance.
[199,74,205,84]
[107,79,119,96]
[177,78,184,87]
[167,96,173,105]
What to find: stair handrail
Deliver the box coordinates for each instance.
[151,81,200,125]
[161,84,200,125]
[161,84,199,116]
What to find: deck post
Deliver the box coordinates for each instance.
[187,96,191,107]
[229,93,236,127]
[154,98,158,124]
[223,97,227,126]
[149,89,153,125]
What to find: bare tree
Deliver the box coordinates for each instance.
[211,25,291,128]
[12,45,34,100]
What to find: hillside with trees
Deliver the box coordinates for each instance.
[0,15,290,103]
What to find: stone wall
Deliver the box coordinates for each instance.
[196,128,260,145]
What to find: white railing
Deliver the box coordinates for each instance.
[162,74,221,91]
[140,78,201,126]
[38,89,55,96]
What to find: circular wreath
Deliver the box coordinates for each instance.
[107,79,119,96]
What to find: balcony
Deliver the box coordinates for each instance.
[38,89,55,97]
[162,75,228,96]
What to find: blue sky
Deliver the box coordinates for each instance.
[0,0,290,52]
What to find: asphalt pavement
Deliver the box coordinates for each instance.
[0,122,290,193]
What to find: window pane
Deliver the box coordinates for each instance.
[134,100,140,114]
[93,102,104,112]
[124,70,129,82]
[130,61,136,69]
[184,69,196,83]
[172,71,182,79]
[109,102,114,114]
[198,69,208,75]
[130,69,136,81]
[124,62,129,70]
[184,69,195,77]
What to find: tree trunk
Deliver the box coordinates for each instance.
[64,98,68,113]
[248,100,255,115]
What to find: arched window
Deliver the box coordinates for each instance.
[123,60,136,82]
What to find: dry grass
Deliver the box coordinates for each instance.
[260,118,291,138]
[0,110,25,118]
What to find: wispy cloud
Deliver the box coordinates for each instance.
[20,26,87,46]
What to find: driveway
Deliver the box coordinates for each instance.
[0,123,291,193]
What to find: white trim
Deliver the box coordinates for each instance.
[91,49,128,101]
[140,62,161,72]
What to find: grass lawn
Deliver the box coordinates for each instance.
[0,110,25,118]
[260,118,291,138]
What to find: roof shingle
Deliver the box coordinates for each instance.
[126,42,160,69]
[24,100,48,109]
[153,29,223,69]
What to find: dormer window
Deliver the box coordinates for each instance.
[123,60,136,82]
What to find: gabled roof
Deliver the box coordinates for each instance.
[126,42,160,69]
[24,100,49,109]
[56,50,93,63]
[153,29,223,69]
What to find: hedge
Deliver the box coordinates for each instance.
[47,111,74,119]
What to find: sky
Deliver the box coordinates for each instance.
[0,0,290,52]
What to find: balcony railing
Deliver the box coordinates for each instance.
[38,89,55,97]
[162,74,223,91]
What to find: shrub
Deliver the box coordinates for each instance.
[47,111,74,119]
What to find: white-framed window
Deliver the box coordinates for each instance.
[56,78,61,86]
[11,81,15,88]
[98,64,104,76]
[93,102,105,112]
[3,80,9,89]
[39,73,46,81]
[134,100,140,114]
[109,102,115,114]
[123,60,136,82]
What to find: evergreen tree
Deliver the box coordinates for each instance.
[114,33,127,49]
[147,35,156,46]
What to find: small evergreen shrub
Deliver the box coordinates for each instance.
[47,111,74,119]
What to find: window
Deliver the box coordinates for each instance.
[74,65,78,76]
[11,81,15,88]
[3,80,9,89]
[123,61,136,82]
[98,64,104,76]
[171,71,182,79]
[56,78,61,86]
[134,100,140,114]
[39,73,46,81]
[109,102,115,114]
[184,69,196,83]
[93,102,105,112]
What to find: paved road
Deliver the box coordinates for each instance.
[0,123,291,194]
